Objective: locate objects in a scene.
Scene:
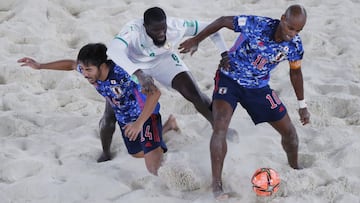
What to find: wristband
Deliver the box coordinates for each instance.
[298,99,307,109]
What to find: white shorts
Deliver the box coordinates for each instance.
[142,53,189,88]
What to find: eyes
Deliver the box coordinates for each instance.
[78,64,96,73]
[145,21,167,35]
[283,19,303,33]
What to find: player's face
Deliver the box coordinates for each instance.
[279,15,305,41]
[78,63,101,85]
[144,19,167,47]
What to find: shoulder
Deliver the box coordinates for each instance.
[289,35,304,51]
[247,15,275,26]
[167,17,188,28]
[113,64,130,76]
[122,19,143,32]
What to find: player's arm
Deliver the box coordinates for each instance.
[136,83,161,126]
[289,60,310,125]
[17,57,76,71]
[179,16,234,54]
[124,81,161,141]
[135,70,161,125]
[107,36,139,75]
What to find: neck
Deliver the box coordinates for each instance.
[274,26,283,43]
[99,64,110,81]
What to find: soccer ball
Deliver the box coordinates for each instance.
[251,168,280,196]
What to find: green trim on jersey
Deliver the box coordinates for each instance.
[194,20,198,35]
[114,36,128,47]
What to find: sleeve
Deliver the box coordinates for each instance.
[181,19,199,36]
[232,15,249,32]
[107,38,139,75]
[288,36,304,62]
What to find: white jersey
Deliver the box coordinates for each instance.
[107,17,227,87]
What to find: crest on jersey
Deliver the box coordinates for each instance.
[218,87,228,95]
[274,46,289,62]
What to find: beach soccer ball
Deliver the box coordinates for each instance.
[251,168,280,196]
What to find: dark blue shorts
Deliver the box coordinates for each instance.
[119,114,168,155]
[213,70,287,124]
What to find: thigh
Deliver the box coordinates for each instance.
[172,71,201,99]
[119,124,143,155]
[120,114,167,155]
[241,86,287,124]
[142,53,189,88]
[212,70,239,111]
[140,114,168,154]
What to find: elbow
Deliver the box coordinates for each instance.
[155,88,161,100]
[218,16,228,22]
[217,16,234,30]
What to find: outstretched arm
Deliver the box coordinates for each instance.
[179,16,235,54]
[289,62,310,125]
[17,57,76,71]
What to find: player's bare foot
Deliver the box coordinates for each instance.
[97,152,112,162]
[163,114,180,134]
[213,180,229,201]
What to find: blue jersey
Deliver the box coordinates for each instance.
[77,62,160,125]
[224,15,304,88]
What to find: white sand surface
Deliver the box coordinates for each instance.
[1,0,360,202]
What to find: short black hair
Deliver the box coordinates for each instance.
[143,7,166,25]
[77,43,107,67]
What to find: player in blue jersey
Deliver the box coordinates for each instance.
[179,4,310,199]
[18,43,179,175]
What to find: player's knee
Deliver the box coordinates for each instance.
[131,151,144,158]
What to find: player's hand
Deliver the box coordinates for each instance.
[124,122,142,141]
[218,51,230,71]
[17,57,41,69]
[298,108,310,125]
[178,38,198,56]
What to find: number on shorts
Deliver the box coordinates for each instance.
[265,91,282,109]
[141,125,153,142]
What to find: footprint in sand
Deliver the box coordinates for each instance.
[0,159,43,183]
[298,153,316,168]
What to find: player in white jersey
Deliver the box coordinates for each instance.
[100,7,229,162]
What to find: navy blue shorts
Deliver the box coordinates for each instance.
[119,114,168,155]
[213,70,287,124]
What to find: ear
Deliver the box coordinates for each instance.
[280,14,286,21]
[99,62,107,70]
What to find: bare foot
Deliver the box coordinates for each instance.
[97,152,112,163]
[162,114,180,134]
[213,181,229,201]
